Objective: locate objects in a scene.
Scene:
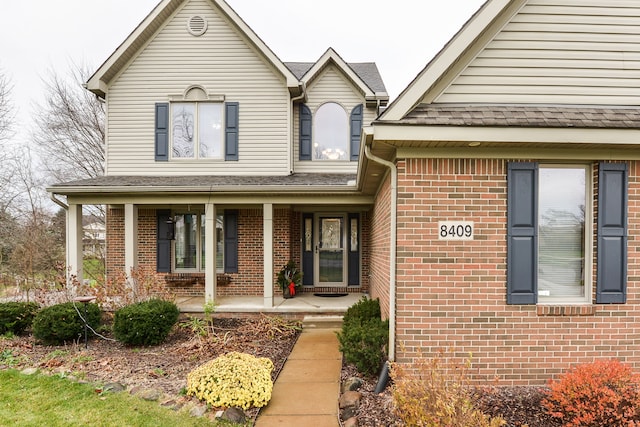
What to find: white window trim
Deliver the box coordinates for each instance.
[170,101,224,161]
[537,163,593,305]
[312,101,349,161]
[172,211,224,273]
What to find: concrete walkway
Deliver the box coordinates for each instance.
[255,326,342,427]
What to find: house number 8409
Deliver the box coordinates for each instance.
[438,221,474,240]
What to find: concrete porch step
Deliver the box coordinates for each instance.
[302,315,344,329]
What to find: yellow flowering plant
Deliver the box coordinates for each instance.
[186,351,274,410]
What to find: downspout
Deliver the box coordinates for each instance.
[364,142,397,363]
[50,192,69,210]
[290,83,306,175]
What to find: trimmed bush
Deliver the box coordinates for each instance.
[187,352,273,409]
[0,302,39,336]
[113,299,179,346]
[32,302,101,345]
[342,296,381,324]
[337,297,389,375]
[542,359,640,427]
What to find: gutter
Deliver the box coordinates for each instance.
[364,142,397,362]
[50,192,69,210]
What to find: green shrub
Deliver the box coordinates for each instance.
[113,299,179,346]
[542,359,640,427]
[32,302,101,345]
[0,302,40,335]
[342,296,381,324]
[391,350,505,427]
[338,319,388,375]
[337,297,389,375]
[186,352,273,409]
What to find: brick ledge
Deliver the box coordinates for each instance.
[537,305,597,316]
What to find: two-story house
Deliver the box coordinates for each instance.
[50,0,640,387]
[48,0,387,306]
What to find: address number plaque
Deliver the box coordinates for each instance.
[438,221,474,241]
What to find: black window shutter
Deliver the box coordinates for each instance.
[225,102,239,161]
[156,210,171,272]
[224,210,238,273]
[299,104,312,160]
[597,162,628,303]
[155,103,169,161]
[302,213,314,286]
[507,162,538,304]
[350,104,363,161]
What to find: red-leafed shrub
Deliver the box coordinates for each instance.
[542,359,640,427]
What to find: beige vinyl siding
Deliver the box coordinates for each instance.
[294,64,377,174]
[435,0,640,105]
[106,0,290,176]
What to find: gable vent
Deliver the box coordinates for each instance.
[187,15,207,36]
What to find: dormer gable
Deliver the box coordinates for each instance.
[294,48,388,108]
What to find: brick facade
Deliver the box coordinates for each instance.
[370,158,640,386]
[105,206,369,298]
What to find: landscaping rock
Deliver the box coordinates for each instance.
[342,377,363,392]
[343,416,359,427]
[102,382,126,393]
[341,405,357,420]
[222,407,246,424]
[189,404,207,418]
[138,388,163,401]
[20,368,38,376]
[339,390,362,409]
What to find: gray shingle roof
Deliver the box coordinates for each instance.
[50,173,357,191]
[395,104,640,128]
[285,62,387,93]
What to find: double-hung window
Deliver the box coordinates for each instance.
[507,162,628,305]
[172,102,223,159]
[155,98,239,162]
[157,210,238,274]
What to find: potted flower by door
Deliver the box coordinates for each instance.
[278,260,302,299]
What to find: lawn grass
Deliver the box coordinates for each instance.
[0,369,216,426]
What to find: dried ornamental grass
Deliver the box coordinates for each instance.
[186,351,274,410]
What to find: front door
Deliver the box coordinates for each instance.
[316,215,346,286]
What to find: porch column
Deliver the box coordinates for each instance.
[67,203,83,285]
[263,203,274,308]
[124,204,138,286]
[205,203,216,303]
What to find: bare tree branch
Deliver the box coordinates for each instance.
[32,63,105,183]
[0,67,14,145]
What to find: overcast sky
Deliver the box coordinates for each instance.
[0,0,486,145]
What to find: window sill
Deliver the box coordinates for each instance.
[536,305,596,316]
[164,273,231,286]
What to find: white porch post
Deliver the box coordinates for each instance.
[263,203,274,308]
[124,204,138,286]
[205,203,216,303]
[67,203,83,285]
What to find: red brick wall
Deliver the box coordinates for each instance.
[106,207,125,277]
[372,158,640,386]
[105,207,306,298]
[370,174,392,316]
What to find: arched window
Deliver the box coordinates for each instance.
[313,102,348,160]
